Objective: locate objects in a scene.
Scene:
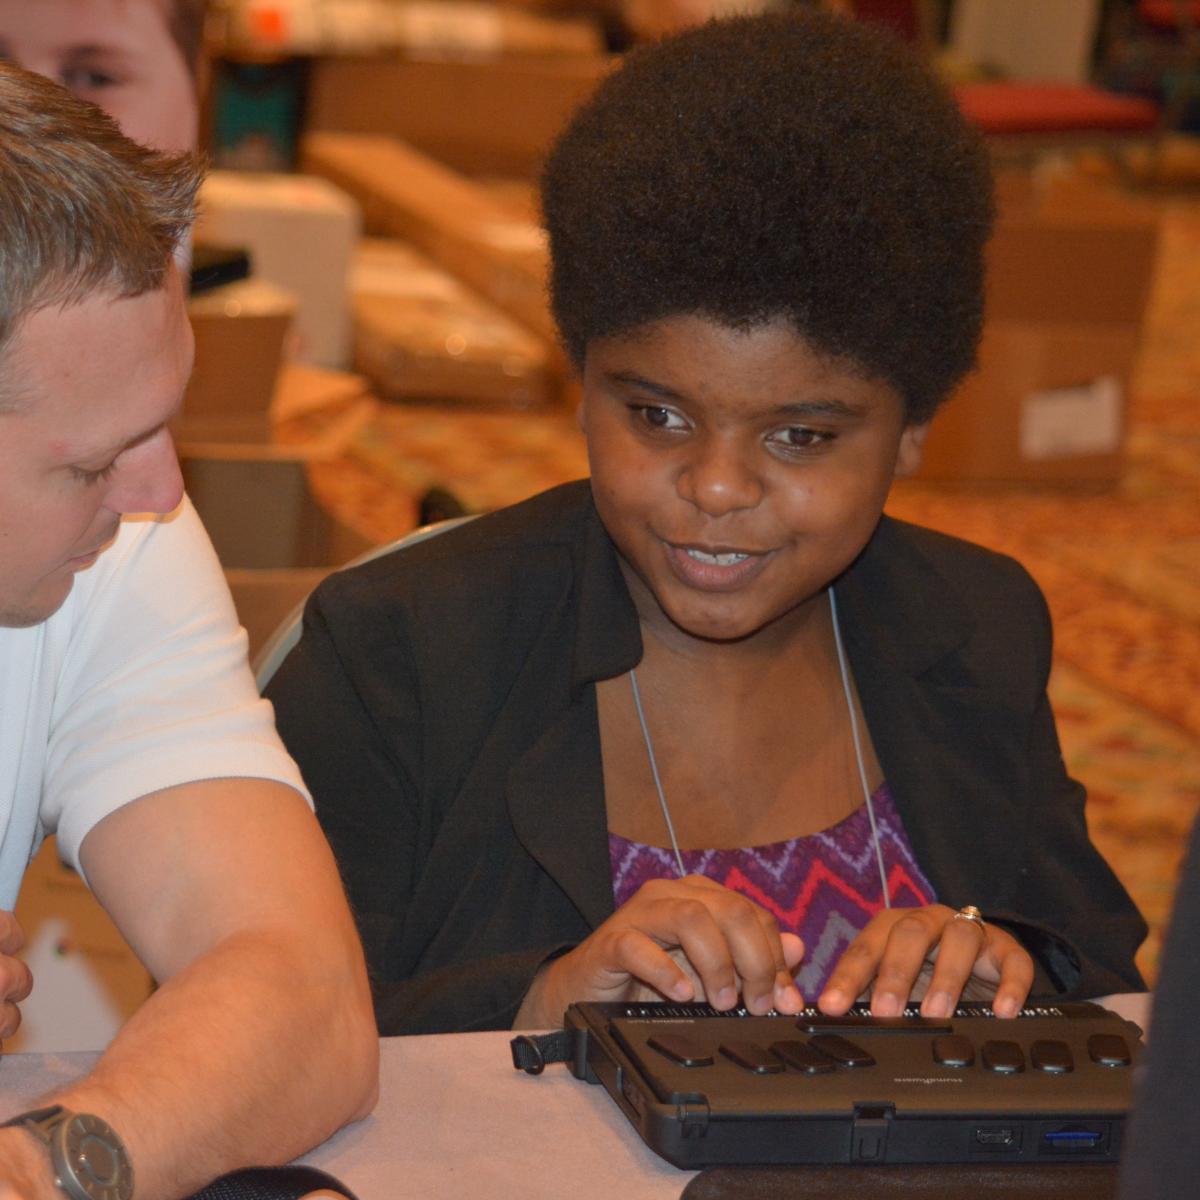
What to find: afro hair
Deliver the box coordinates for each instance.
[541,10,994,423]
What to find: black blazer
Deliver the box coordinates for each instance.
[1120,813,1200,1198]
[267,481,1145,1035]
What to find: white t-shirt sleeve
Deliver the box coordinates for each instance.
[42,498,310,878]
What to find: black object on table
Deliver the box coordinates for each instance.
[539,999,1142,1169]
[188,1165,356,1199]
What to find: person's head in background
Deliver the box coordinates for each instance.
[0,0,203,152]
[0,61,201,626]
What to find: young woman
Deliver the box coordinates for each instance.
[266,11,1146,1035]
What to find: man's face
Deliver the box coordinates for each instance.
[0,0,197,153]
[0,269,193,627]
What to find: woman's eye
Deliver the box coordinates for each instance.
[770,426,831,452]
[635,405,687,431]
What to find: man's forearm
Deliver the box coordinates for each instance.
[44,927,377,1200]
[40,779,382,1200]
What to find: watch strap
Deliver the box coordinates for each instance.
[1,1104,67,1145]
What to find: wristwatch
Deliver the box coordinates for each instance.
[2,1105,133,1200]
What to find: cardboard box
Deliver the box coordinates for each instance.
[303,132,559,346]
[352,239,554,407]
[182,445,379,658]
[305,54,613,179]
[183,447,375,570]
[268,360,381,456]
[917,174,1159,485]
[182,278,296,444]
[194,171,361,367]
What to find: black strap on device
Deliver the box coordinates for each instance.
[511,1031,577,1075]
[187,1165,358,1199]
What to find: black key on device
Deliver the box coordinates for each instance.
[932,1034,975,1068]
[1088,1033,1133,1067]
[648,1034,714,1068]
[1031,1039,1074,1073]
[808,1034,876,1068]
[982,1040,1025,1074]
[770,1040,837,1074]
[720,1041,784,1074]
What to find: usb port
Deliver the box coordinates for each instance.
[1041,1126,1107,1154]
[976,1127,1016,1146]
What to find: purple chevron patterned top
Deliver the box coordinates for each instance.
[608,783,936,998]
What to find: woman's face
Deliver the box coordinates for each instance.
[0,0,196,152]
[582,314,928,646]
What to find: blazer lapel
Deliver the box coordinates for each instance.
[505,498,640,932]
[506,687,617,931]
[836,519,1027,909]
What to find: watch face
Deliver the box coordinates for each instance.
[53,1114,133,1200]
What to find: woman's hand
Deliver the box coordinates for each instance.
[817,904,1035,1019]
[515,875,805,1028]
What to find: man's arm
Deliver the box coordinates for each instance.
[0,778,378,1200]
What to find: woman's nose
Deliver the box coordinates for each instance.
[676,436,764,517]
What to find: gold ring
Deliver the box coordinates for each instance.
[952,904,985,930]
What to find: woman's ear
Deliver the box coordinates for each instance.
[894,423,931,479]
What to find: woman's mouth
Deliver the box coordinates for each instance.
[684,548,751,566]
[665,542,771,590]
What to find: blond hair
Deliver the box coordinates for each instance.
[0,62,203,384]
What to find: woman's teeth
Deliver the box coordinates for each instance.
[686,549,750,566]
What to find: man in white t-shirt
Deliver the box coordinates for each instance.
[0,63,377,1200]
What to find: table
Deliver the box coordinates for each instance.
[0,994,1150,1200]
[0,1032,687,1200]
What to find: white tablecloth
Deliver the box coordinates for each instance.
[0,994,1150,1200]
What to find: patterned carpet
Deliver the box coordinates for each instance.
[887,192,1200,982]
[304,186,1200,985]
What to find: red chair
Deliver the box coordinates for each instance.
[954,79,1160,150]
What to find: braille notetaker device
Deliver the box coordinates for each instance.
[547,1000,1143,1168]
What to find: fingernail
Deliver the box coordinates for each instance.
[819,988,846,1012]
[874,992,902,1017]
[776,983,804,1014]
[925,991,953,1018]
[994,996,1019,1018]
[715,986,737,1010]
[671,978,693,1001]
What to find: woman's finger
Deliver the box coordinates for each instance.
[602,924,702,1002]
[702,894,791,1014]
[867,910,945,1016]
[983,929,1036,1018]
[817,915,896,1014]
[652,895,745,1009]
[641,878,799,1013]
[918,913,988,1017]
[741,907,804,1013]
